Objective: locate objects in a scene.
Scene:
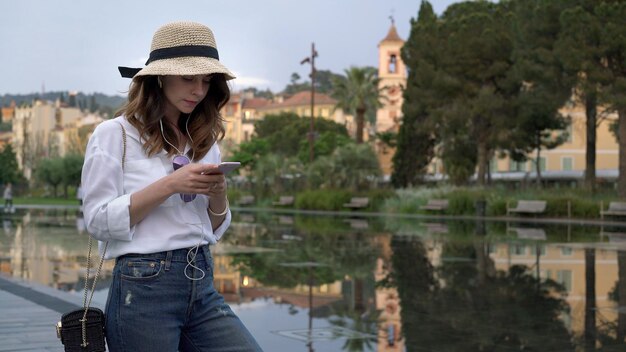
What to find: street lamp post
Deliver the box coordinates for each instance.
[301,43,318,163]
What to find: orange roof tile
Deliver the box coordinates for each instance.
[229,93,242,103]
[242,98,269,109]
[261,91,336,110]
[380,24,404,44]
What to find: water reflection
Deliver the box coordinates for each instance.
[1,209,626,350]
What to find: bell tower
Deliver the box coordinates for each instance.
[376,17,407,177]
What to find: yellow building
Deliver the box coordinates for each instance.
[221,93,272,158]
[1,100,16,123]
[427,104,620,184]
[374,22,620,183]
[376,22,407,177]
[489,234,620,336]
[240,97,270,142]
[12,99,90,179]
[257,91,355,134]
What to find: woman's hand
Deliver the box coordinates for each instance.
[166,164,226,197]
[128,163,227,227]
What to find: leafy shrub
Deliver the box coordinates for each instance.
[295,189,352,211]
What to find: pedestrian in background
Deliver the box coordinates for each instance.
[3,183,12,213]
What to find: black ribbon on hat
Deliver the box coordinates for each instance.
[118,45,220,78]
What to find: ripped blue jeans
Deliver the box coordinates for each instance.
[105,245,263,352]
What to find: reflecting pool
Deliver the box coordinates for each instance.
[1,208,626,351]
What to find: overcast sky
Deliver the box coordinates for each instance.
[0,0,460,96]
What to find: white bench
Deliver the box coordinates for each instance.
[600,202,626,218]
[238,195,255,206]
[507,200,546,216]
[420,199,449,212]
[343,197,369,210]
[510,227,547,240]
[272,196,294,206]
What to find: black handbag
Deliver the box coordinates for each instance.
[56,122,127,352]
[56,236,109,352]
[57,307,106,352]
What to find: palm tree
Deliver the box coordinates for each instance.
[332,67,382,144]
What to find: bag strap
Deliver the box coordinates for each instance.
[80,121,126,348]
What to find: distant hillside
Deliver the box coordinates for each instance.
[1,91,126,118]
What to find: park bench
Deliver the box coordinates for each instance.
[272,196,294,206]
[600,202,626,219]
[601,231,626,243]
[343,218,369,229]
[510,227,547,241]
[424,222,448,234]
[237,195,255,206]
[419,199,449,212]
[343,197,369,210]
[278,215,294,225]
[507,200,547,216]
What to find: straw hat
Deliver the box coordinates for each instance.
[118,21,235,80]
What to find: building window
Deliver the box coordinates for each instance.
[561,157,573,171]
[530,157,546,172]
[557,270,572,292]
[509,160,526,172]
[530,245,546,256]
[509,244,526,256]
[389,54,397,73]
[561,246,573,256]
[321,108,329,117]
[565,123,573,143]
[490,158,498,173]
[244,131,249,141]
[244,111,251,119]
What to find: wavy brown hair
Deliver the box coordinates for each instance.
[116,74,229,161]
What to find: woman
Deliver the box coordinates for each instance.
[82,21,262,351]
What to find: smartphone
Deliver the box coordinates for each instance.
[204,161,241,175]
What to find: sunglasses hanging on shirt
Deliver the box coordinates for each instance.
[160,118,196,202]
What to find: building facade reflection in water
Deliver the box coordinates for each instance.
[1,210,626,350]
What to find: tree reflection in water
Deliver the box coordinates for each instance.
[380,232,574,351]
[230,215,380,351]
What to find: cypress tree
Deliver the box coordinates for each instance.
[391,1,437,187]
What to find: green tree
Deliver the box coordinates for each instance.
[36,157,64,197]
[381,234,573,351]
[234,112,350,164]
[290,72,300,85]
[89,94,99,113]
[230,139,270,172]
[556,0,610,192]
[437,1,520,185]
[283,70,343,95]
[392,1,438,187]
[307,143,381,191]
[508,0,575,187]
[0,121,11,132]
[242,87,274,99]
[0,144,19,184]
[296,131,351,163]
[252,154,303,199]
[596,2,626,198]
[314,70,345,94]
[331,66,382,144]
[62,154,84,198]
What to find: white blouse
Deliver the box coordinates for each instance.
[81,115,231,259]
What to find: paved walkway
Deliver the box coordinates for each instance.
[0,275,83,352]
